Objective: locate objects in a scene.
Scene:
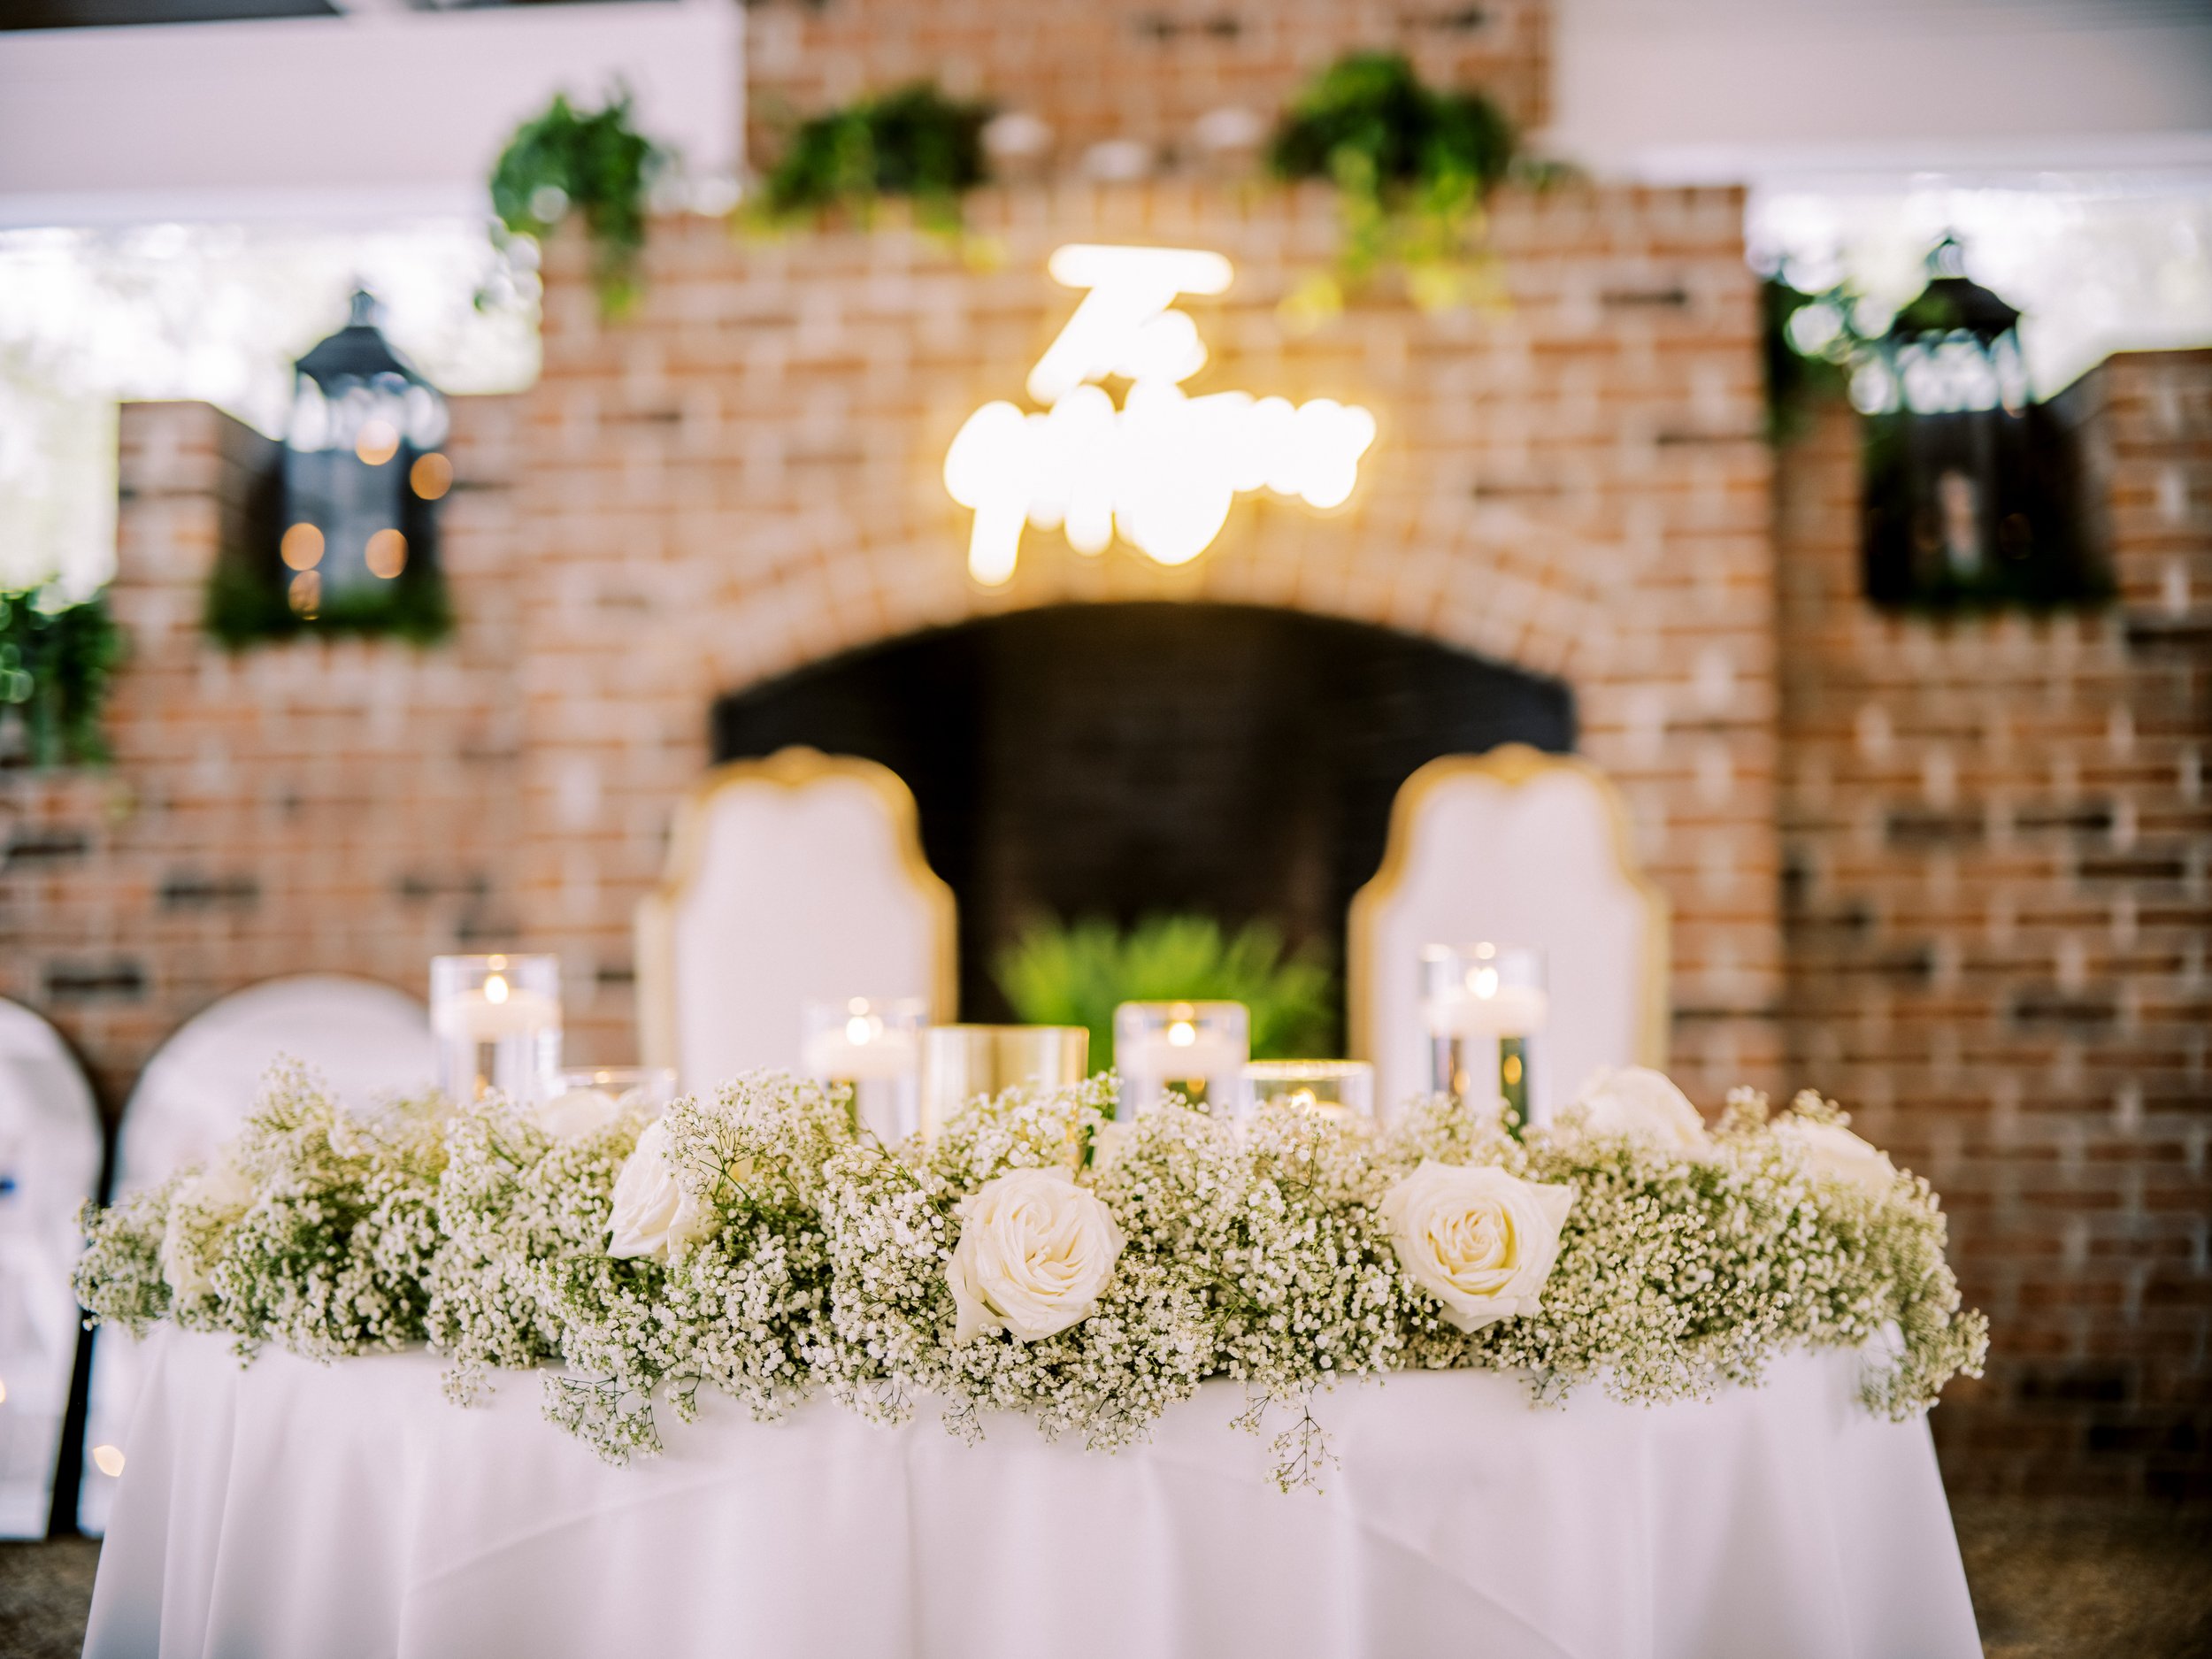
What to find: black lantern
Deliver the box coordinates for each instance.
[1858,240,2101,611]
[277,289,452,630]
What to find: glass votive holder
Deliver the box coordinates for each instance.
[918,1025,1089,1142]
[1242,1060,1375,1124]
[1420,942,1549,1132]
[537,1066,680,1138]
[1113,1001,1249,1120]
[431,953,562,1105]
[802,996,926,1144]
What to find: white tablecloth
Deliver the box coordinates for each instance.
[85,1330,1980,1659]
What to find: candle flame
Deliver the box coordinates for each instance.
[1167,1020,1197,1048]
[847,1016,875,1045]
[1470,967,1499,1000]
[485,974,509,1005]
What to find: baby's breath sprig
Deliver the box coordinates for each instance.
[73,1064,1987,1487]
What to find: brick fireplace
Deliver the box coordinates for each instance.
[1,0,2205,1501]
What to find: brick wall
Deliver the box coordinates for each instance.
[1,179,1783,1118]
[744,0,1548,167]
[515,182,1782,1103]
[1775,354,2212,1499]
[0,398,525,1110]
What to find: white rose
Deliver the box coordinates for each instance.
[159,1156,257,1301]
[1379,1160,1575,1333]
[606,1118,718,1262]
[535,1087,621,1141]
[1780,1118,1898,1197]
[947,1168,1125,1344]
[1567,1065,1709,1152]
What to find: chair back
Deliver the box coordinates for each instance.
[1349,746,1668,1118]
[0,1001,102,1538]
[80,973,434,1532]
[637,748,956,1089]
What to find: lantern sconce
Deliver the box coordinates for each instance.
[206,288,457,646]
[1855,239,2105,614]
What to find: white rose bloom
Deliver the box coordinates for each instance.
[606,1117,718,1262]
[1780,1118,1899,1197]
[947,1167,1125,1344]
[535,1087,621,1141]
[1567,1065,1709,1152]
[159,1156,257,1301]
[1379,1160,1575,1333]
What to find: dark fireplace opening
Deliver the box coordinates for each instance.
[712,603,1574,1034]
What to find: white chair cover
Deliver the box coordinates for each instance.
[638,749,956,1088]
[1349,746,1669,1119]
[0,1001,103,1538]
[79,973,434,1533]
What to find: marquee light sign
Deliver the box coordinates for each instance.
[943,244,1378,586]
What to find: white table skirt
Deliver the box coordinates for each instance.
[85,1330,1980,1659]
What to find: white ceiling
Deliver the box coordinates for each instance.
[0,0,741,227]
[1545,0,2212,182]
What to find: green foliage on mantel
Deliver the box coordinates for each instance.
[1268,51,1526,325]
[749,83,995,237]
[490,90,667,317]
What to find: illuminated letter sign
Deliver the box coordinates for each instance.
[944,244,1377,585]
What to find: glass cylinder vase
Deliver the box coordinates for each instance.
[431,953,562,1106]
[1420,942,1549,1132]
[1113,1001,1249,1119]
[802,996,926,1144]
[918,1025,1089,1142]
[1241,1059,1375,1124]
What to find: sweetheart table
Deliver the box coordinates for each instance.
[83,1328,1980,1659]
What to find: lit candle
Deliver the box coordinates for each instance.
[1241,1060,1375,1124]
[432,975,562,1044]
[803,1018,920,1081]
[1440,977,1549,1038]
[430,953,565,1105]
[1141,1020,1246,1086]
[803,997,928,1143]
[1114,1001,1250,1118]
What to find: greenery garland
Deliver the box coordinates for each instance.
[750,83,995,235]
[77,1063,1987,1488]
[490,90,667,317]
[1269,51,1520,324]
[0,588,126,768]
[203,549,456,651]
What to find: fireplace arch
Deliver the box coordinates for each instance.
[711,602,1573,1032]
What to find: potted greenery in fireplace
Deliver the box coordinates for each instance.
[995,912,1335,1070]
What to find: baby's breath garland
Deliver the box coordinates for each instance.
[74,1063,1986,1487]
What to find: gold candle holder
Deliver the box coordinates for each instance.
[918,1025,1089,1141]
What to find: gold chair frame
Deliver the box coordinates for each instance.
[1346,743,1671,1071]
[636,747,959,1074]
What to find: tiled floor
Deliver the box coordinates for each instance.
[1952,1499,2212,1659]
[4,1502,2208,1656]
[0,1536,96,1659]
